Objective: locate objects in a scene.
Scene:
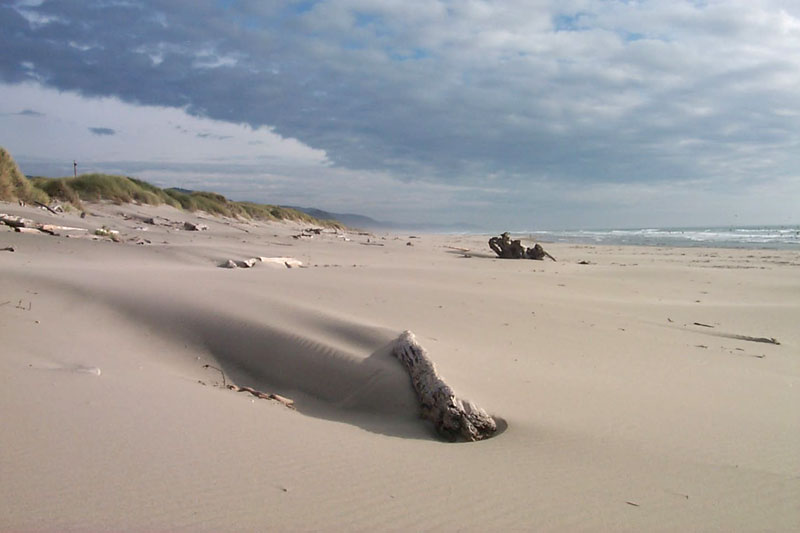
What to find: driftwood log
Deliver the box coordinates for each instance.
[392,330,497,442]
[489,232,556,261]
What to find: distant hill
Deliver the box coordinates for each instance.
[288,206,482,233]
[286,207,384,229]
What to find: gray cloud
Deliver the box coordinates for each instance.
[18,108,44,116]
[89,126,116,136]
[1,0,799,227]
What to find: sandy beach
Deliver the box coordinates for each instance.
[1,201,798,531]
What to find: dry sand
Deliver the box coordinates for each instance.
[1,201,799,531]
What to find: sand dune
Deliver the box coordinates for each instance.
[1,201,798,530]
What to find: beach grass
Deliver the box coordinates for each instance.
[0,147,50,205]
[1,146,342,227]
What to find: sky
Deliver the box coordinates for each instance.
[1,0,799,230]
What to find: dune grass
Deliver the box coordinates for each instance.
[1,146,341,227]
[0,147,50,205]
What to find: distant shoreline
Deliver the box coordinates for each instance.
[437,225,800,250]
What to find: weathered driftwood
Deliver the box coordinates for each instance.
[34,201,62,215]
[183,221,208,231]
[227,384,295,408]
[392,330,497,442]
[489,232,556,261]
[219,256,302,269]
[0,214,30,228]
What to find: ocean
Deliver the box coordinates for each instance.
[519,225,800,250]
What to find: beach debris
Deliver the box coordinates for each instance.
[258,256,303,268]
[202,364,227,387]
[0,214,31,228]
[94,227,121,242]
[688,323,781,345]
[292,228,324,239]
[201,363,293,408]
[392,330,498,442]
[33,201,63,215]
[227,384,296,408]
[1,246,14,252]
[488,232,556,261]
[578,260,591,265]
[183,221,208,231]
[121,213,156,225]
[75,366,102,376]
[724,334,780,345]
[219,256,303,269]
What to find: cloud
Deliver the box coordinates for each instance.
[18,108,43,116]
[1,0,798,228]
[89,126,116,136]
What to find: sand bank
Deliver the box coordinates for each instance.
[1,201,798,530]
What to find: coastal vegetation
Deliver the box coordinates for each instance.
[0,147,341,227]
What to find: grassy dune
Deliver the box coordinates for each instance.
[0,147,50,205]
[0,147,341,227]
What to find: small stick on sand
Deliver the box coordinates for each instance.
[392,330,497,442]
[202,364,227,388]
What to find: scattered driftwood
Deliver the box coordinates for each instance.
[201,363,294,408]
[1,246,14,252]
[227,384,295,408]
[1,214,88,237]
[34,201,61,215]
[183,221,208,231]
[121,213,156,225]
[489,232,555,261]
[0,214,29,228]
[723,334,780,345]
[220,256,303,269]
[258,256,303,268]
[693,322,714,328]
[392,330,497,442]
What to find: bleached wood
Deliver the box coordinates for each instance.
[392,330,497,442]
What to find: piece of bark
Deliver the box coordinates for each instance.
[392,330,497,442]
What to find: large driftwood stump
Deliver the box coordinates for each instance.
[392,331,497,442]
[489,232,556,261]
